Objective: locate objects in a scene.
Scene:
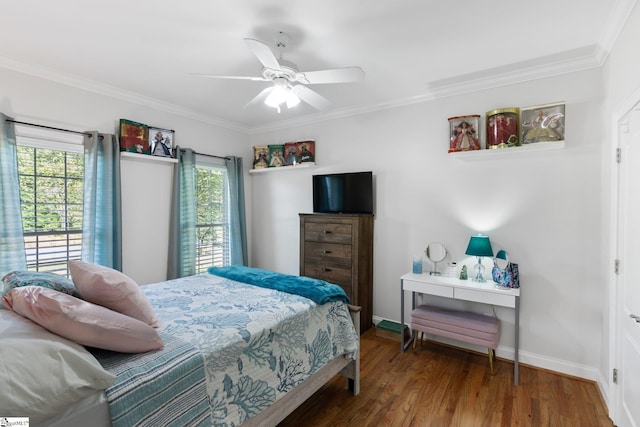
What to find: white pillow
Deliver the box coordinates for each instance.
[0,308,116,424]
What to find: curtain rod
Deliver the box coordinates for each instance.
[6,119,93,137]
[180,147,230,161]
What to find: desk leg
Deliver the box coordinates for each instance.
[400,279,414,352]
[514,295,520,385]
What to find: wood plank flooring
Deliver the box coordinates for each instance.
[278,329,613,427]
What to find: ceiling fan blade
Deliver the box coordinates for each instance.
[295,66,365,84]
[292,85,332,111]
[244,87,273,109]
[190,73,269,82]
[244,38,281,71]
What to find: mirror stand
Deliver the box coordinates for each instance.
[425,242,447,276]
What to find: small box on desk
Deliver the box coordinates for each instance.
[376,320,410,342]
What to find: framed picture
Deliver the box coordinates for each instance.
[297,140,315,163]
[486,108,520,149]
[284,142,300,165]
[119,119,149,154]
[149,127,175,157]
[252,146,269,169]
[520,102,565,144]
[268,144,285,167]
[448,115,481,152]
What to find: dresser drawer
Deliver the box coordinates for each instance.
[304,262,352,296]
[304,222,353,244]
[304,242,352,263]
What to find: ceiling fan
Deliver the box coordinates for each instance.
[195,32,365,113]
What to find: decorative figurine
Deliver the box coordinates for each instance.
[459,265,468,280]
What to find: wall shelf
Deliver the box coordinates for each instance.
[120,151,178,164]
[249,162,317,175]
[449,141,565,159]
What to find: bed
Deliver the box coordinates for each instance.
[0,265,361,427]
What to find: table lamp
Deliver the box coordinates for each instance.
[465,234,494,282]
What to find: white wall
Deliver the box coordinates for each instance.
[249,68,606,382]
[0,67,250,285]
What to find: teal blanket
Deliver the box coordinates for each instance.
[208,265,349,304]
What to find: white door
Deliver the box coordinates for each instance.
[615,102,640,427]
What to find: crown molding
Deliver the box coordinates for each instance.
[598,0,638,59]
[247,44,608,133]
[0,56,249,134]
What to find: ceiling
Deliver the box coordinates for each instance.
[0,0,634,132]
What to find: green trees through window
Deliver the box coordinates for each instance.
[17,146,84,276]
[195,165,229,272]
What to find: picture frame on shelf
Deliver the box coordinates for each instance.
[448,115,481,153]
[486,107,520,149]
[520,102,565,145]
[297,140,315,163]
[149,127,175,158]
[119,119,150,154]
[268,144,285,167]
[284,142,300,165]
[252,146,269,169]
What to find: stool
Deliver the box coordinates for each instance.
[410,304,500,374]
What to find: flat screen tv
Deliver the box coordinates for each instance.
[313,171,373,214]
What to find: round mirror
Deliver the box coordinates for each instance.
[495,249,509,269]
[425,242,447,275]
[426,242,447,262]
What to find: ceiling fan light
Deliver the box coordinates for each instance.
[264,85,287,109]
[285,91,300,108]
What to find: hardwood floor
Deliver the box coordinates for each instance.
[278,329,613,427]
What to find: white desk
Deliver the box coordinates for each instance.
[400,272,520,385]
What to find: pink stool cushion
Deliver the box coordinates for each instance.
[410,305,500,349]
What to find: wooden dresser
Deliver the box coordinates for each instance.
[299,213,374,333]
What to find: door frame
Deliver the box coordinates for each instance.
[608,84,640,425]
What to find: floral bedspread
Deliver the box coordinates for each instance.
[142,273,359,426]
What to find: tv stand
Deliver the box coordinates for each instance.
[299,213,374,333]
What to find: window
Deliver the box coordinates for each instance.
[195,159,229,272]
[15,126,84,277]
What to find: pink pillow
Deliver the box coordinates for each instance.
[69,260,159,328]
[2,286,164,353]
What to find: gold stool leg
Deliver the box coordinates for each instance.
[488,348,495,375]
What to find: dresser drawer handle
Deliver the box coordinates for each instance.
[322,267,332,272]
[322,250,332,254]
[322,230,332,234]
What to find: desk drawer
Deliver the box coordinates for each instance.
[404,280,454,298]
[304,222,352,244]
[455,288,516,308]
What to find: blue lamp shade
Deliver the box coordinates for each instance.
[465,235,494,257]
[465,235,493,282]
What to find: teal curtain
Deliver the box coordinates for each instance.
[225,156,247,266]
[81,132,122,270]
[167,147,196,279]
[0,114,27,277]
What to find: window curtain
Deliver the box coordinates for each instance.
[225,156,247,266]
[81,132,122,270]
[0,114,27,277]
[167,147,196,279]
